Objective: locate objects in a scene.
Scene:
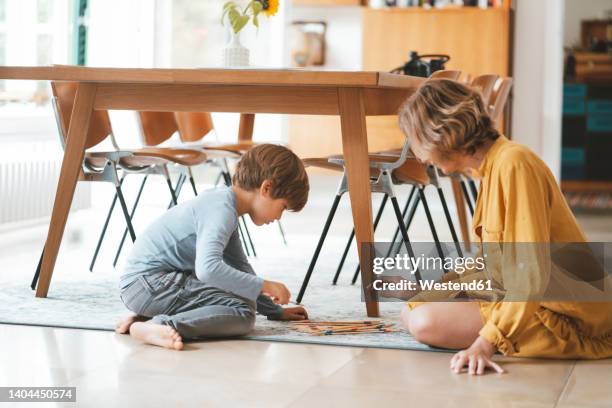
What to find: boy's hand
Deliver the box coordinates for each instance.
[261,280,291,305]
[270,306,309,321]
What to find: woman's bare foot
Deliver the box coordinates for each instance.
[115,313,149,334]
[129,322,184,350]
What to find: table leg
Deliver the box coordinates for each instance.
[451,178,471,252]
[35,83,97,297]
[337,88,379,317]
[238,113,255,142]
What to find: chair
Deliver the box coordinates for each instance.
[31,82,210,289]
[489,77,513,128]
[296,70,463,302]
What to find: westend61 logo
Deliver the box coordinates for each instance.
[370,253,492,295]
[372,253,486,275]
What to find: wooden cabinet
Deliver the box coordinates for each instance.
[362,7,510,77]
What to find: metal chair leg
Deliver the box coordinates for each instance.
[214,170,223,187]
[221,171,231,186]
[277,220,288,246]
[237,220,251,256]
[89,175,126,272]
[165,173,179,207]
[241,216,257,258]
[388,188,422,260]
[334,228,355,285]
[418,187,446,268]
[437,186,463,258]
[167,174,186,210]
[31,248,44,290]
[116,184,136,243]
[357,188,420,286]
[460,179,474,216]
[468,179,478,203]
[112,175,149,267]
[383,186,417,261]
[188,167,198,196]
[344,194,389,285]
[390,196,422,283]
[296,193,342,304]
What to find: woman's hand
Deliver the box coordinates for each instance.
[450,336,504,375]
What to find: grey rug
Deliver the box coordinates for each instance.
[0,235,450,353]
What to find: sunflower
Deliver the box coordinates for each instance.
[257,0,279,17]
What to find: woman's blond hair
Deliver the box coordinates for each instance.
[232,144,309,211]
[398,79,499,158]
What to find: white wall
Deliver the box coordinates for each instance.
[512,0,565,180]
[564,0,612,47]
[288,5,362,70]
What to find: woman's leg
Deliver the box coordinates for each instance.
[401,302,484,349]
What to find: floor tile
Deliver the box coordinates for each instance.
[288,386,556,408]
[69,369,313,408]
[107,339,363,387]
[0,324,144,384]
[557,359,612,407]
[322,348,574,404]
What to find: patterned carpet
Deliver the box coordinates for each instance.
[0,235,449,353]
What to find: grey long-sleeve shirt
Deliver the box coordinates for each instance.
[119,186,283,319]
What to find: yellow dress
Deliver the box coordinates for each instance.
[408,135,612,359]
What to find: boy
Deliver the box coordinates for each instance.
[115,144,310,350]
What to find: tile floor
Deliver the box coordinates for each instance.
[1,171,611,407]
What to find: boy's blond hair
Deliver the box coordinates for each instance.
[398,79,499,158]
[232,144,309,211]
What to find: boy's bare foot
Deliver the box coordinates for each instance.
[115,313,149,334]
[129,322,184,350]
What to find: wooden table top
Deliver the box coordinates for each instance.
[0,65,424,89]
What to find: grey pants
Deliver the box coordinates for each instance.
[120,270,256,340]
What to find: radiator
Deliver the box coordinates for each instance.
[0,143,90,226]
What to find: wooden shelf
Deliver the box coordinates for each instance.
[561,181,612,193]
[288,5,513,157]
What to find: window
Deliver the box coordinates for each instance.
[0,0,68,107]
[37,0,52,24]
[171,0,226,67]
[36,33,53,93]
[0,0,6,93]
[0,34,5,92]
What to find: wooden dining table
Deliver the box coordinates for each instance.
[0,65,424,317]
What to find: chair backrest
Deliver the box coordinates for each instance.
[429,70,462,81]
[138,111,179,146]
[174,112,214,143]
[489,77,513,128]
[50,81,113,150]
[470,74,499,107]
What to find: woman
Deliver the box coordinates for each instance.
[397,79,612,375]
